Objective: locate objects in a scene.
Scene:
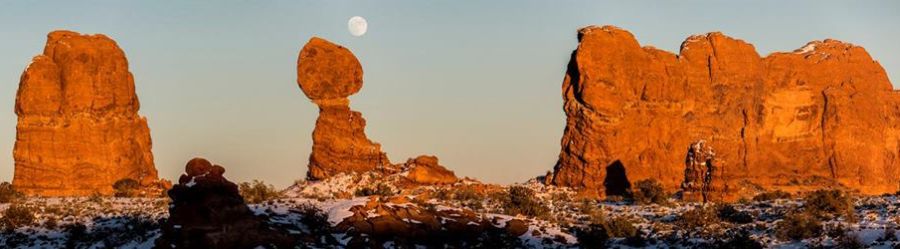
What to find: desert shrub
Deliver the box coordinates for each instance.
[752,190,792,202]
[775,212,822,241]
[469,225,526,249]
[835,232,865,249]
[579,200,605,224]
[296,203,330,233]
[881,226,897,242]
[575,223,610,249]
[717,204,753,224]
[803,189,854,221]
[354,183,395,197]
[0,182,23,203]
[239,180,282,204]
[0,205,35,230]
[604,216,640,238]
[113,178,140,197]
[714,230,763,249]
[453,186,485,210]
[678,205,720,229]
[576,215,644,248]
[501,186,549,217]
[88,192,104,203]
[632,179,668,205]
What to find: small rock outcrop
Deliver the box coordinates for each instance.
[297,37,390,180]
[156,158,292,248]
[403,155,458,185]
[680,141,721,202]
[551,25,900,200]
[12,30,163,196]
[333,196,538,248]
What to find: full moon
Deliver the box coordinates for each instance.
[348,16,367,37]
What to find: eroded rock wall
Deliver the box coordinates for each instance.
[12,30,161,196]
[551,26,900,200]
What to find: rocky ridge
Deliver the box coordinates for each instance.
[551,25,900,200]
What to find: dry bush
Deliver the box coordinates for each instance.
[752,190,792,202]
[452,186,485,210]
[0,182,23,203]
[0,205,35,230]
[354,183,395,197]
[803,189,855,221]
[678,205,720,229]
[239,180,282,204]
[575,215,644,248]
[717,204,753,224]
[113,178,140,197]
[500,186,549,218]
[775,212,822,241]
[632,179,668,205]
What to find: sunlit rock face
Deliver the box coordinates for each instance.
[297,37,391,180]
[12,30,162,197]
[551,25,900,200]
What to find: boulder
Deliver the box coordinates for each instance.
[156,158,293,248]
[12,30,162,196]
[551,25,900,200]
[404,155,458,185]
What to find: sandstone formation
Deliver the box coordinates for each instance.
[334,196,539,248]
[12,30,163,196]
[298,37,391,180]
[156,158,293,248]
[681,140,721,202]
[402,155,458,185]
[297,37,459,183]
[551,25,900,200]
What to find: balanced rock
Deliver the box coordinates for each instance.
[550,25,900,200]
[156,158,292,248]
[297,37,391,180]
[403,155,458,185]
[12,30,162,196]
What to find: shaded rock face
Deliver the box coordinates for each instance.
[12,30,161,197]
[156,158,293,249]
[551,25,900,200]
[334,196,537,248]
[298,37,390,180]
[403,155,458,185]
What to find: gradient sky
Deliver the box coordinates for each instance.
[1,1,898,188]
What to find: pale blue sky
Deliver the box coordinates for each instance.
[1,1,898,188]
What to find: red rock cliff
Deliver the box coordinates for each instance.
[12,30,161,196]
[551,26,900,200]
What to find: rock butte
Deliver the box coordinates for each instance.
[550,25,900,200]
[297,37,457,184]
[12,30,164,196]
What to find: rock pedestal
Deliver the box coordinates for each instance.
[297,37,390,180]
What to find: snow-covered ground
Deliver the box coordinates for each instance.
[1,178,899,248]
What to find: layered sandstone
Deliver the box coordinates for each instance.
[298,37,391,180]
[402,155,458,185]
[12,30,162,196]
[551,26,900,200]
